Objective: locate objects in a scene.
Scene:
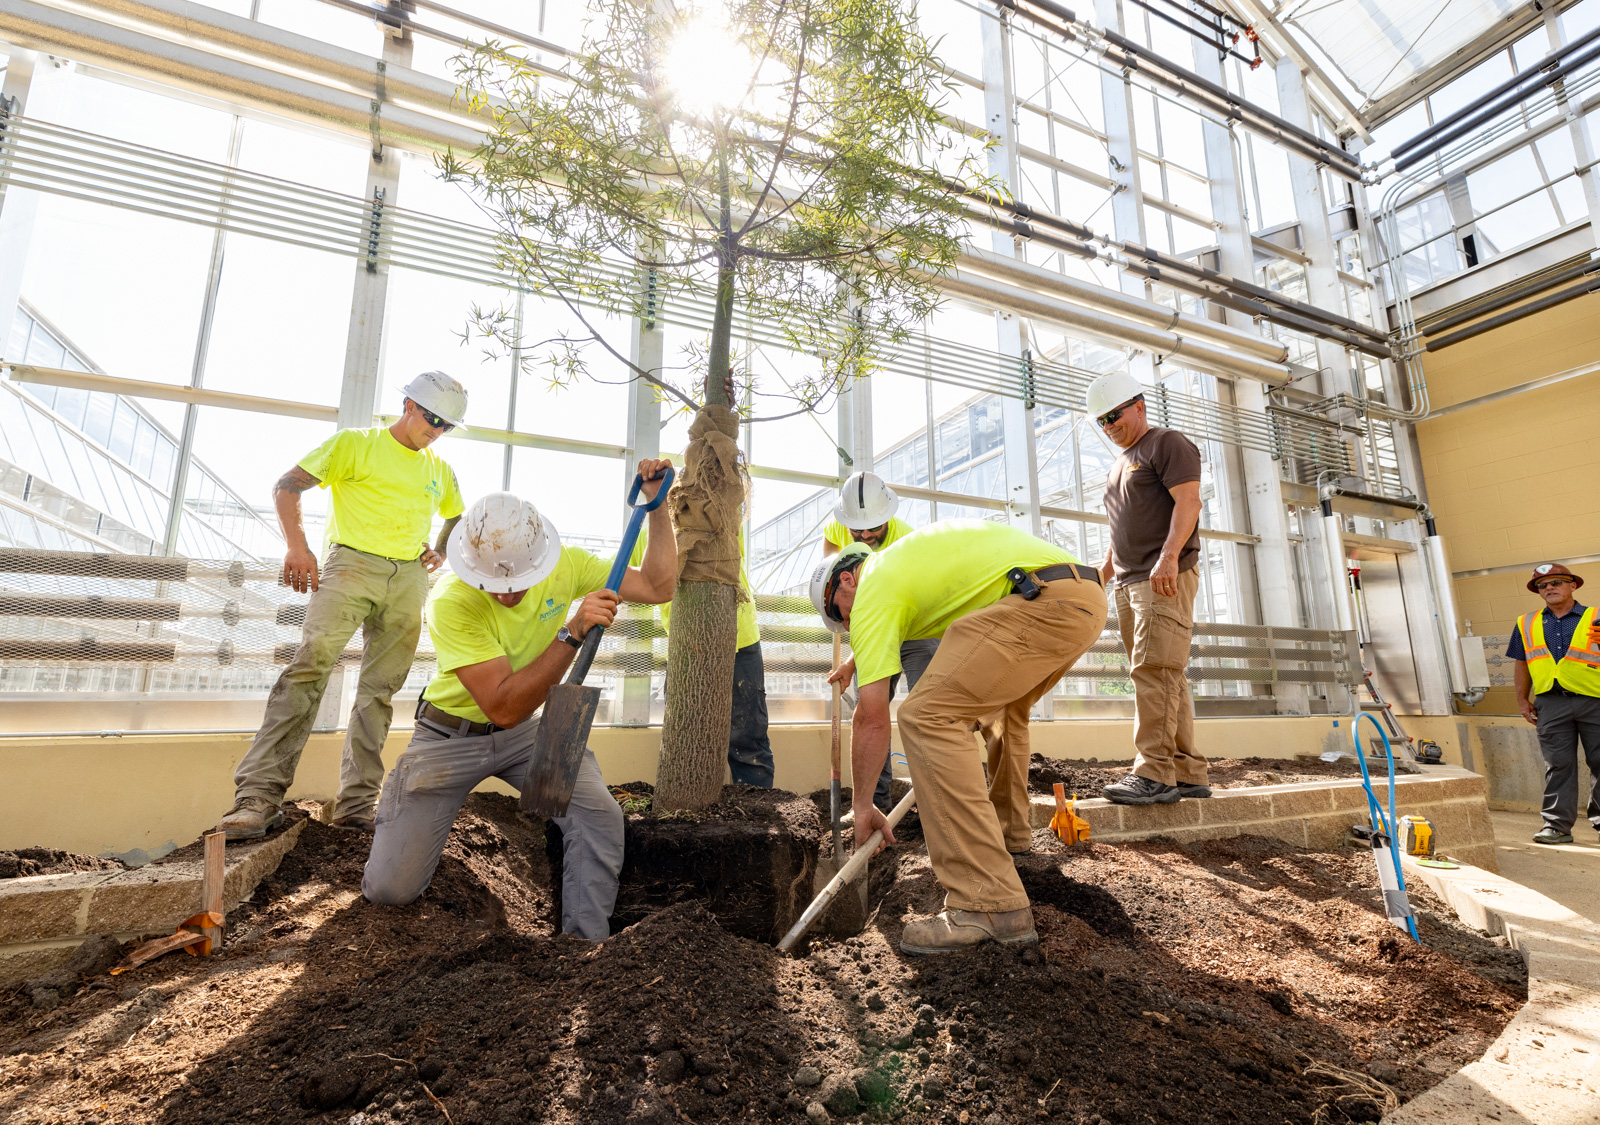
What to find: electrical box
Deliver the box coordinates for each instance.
[1459,635,1492,691]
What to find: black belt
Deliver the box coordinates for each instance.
[1008,562,1102,599]
[415,698,506,737]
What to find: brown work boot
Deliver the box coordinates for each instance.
[900,907,1038,956]
[217,796,283,842]
[329,811,376,834]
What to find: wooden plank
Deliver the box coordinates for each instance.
[201,831,225,953]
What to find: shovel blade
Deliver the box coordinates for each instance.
[520,683,601,818]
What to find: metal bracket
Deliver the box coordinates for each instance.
[364,186,386,273]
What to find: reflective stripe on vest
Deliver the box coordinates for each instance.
[1521,606,1600,698]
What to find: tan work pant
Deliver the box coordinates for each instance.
[234,544,428,819]
[897,575,1107,913]
[1115,565,1207,787]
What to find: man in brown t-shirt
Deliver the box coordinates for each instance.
[1086,373,1210,805]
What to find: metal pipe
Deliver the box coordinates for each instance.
[0,593,181,619]
[1422,518,1472,698]
[1320,500,1357,635]
[940,267,1293,385]
[1419,256,1600,337]
[1423,274,1600,351]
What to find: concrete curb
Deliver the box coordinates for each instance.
[1381,854,1600,1123]
[1027,765,1499,871]
[0,820,306,987]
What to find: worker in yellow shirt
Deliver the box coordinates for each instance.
[822,471,930,810]
[363,465,676,936]
[632,526,770,785]
[812,520,1106,954]
[218,372,467,840]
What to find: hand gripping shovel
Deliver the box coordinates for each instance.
[520,465,673,818]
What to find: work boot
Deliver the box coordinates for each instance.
[1103,774,1181,805]
[1531,827,1573,845]
[899,908,1038,956]
[1176,781,1213,799]
[217,797,283,842]
[330,811,376,834]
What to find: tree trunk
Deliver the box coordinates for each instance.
[655,147,745,813]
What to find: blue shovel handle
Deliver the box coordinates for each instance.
[568,465,674,685]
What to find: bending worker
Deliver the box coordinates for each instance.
[363,462,676,939]
[1085,372,1211,807]
[1507,563,1600,846]
[219,372,468,840]
[822,471,933,811]
[813,519,1107,954]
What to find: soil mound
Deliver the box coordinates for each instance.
[0,794,1525,1125]
[1029,753,1368,796]
[0,848,127,880]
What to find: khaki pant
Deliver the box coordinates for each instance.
[234,544,428,819]
[1115,566,1207,787]
[897,576,1107,913]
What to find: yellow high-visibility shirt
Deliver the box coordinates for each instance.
[299,427,463,561]
[422,548,610,723]
[822,516,915,551]
[630,527,759,649]
[848,520,1078,685]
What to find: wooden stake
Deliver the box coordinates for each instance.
[201,830,225,953]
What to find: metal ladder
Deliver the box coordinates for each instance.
[1358,667,1418,762]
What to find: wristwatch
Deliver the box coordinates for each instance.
[556,625,584,649]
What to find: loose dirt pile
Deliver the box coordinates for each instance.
[0,849,127,880]
[1029,754,1371,797]
[0,790,1524,1125]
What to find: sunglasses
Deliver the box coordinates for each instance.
[419,408,454,432]
[1535,578,1574,591]
[853,523,888,539]
[1096,395,1144,428]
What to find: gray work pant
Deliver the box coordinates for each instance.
[361,716,625,940]
[235,544,427,819]
[873,638,941,811]
[1534,690,1600,833]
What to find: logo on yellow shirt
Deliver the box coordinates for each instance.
[539,597,565,622]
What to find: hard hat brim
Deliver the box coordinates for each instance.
[447,514,562,594]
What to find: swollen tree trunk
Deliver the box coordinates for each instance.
[656,173,746,813]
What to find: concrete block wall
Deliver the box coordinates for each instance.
[0,821,305,987]
[1028,766,1499,871]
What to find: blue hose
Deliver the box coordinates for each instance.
[1353,713,1421,943]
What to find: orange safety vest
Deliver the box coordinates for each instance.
[1518,606,1600,698]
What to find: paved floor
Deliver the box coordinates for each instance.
[1489,809,1600,924]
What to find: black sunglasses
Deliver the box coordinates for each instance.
[1535,578,1574,591]
[1096,395,1144,428]
[419,408,455,432]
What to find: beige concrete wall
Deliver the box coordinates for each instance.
[2,715,1370,857]
[1416,292,1600,717]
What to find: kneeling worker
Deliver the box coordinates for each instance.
[813,519,1107,954]
[362,461,675,939]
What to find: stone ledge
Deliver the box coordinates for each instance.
[1384,857,1600,1124]
[0,820,306,987]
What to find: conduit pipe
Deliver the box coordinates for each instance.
[0,0,484,153]
[940,266,1293,385]
[959,245,1292,363]
[1318,499,1358,635]
[1421,515,1474,701]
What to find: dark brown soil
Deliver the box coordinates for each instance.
[0,791,1524,1125]
[0,848,127,880]
[1029,754,1375,797]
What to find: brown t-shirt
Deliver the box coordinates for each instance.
[1103,426,1201,584]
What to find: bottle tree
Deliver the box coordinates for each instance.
[445,0,995,811]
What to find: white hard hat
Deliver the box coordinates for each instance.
[809,542,871,634]
[1084,371,1146,420]
[400,370,469,428]
[447,493,560,594]
[834,471,899,531]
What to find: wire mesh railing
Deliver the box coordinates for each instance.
[0,549,1361,731]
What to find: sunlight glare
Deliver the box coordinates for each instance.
[662,14,756,116]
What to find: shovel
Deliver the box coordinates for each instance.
[520,465,673,818]
[807,632,868,936]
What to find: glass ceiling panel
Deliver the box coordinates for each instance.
[1281,0,1523,108]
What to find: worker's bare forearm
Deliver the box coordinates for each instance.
[849,704,892,803]
[1160,495,1202,564]
[486,645,577,728]
[273,466,319,550]
[639,506,676,603]
[434,515,460,556]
